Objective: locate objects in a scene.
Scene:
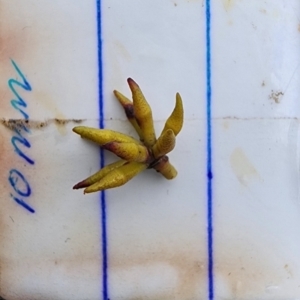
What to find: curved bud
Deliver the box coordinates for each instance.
[127,78,156,147]
[161,93,184,137]
[153,155,177,180]
[152,129,176,159]
[73,160,126,189]
[103,142,150,163]
[113,90,132,107]
[113,90,144,139]
[84,162,147,193]
[73,126,140,145]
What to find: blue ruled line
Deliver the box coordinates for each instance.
[205,0,214,299]
[96,0,108,299]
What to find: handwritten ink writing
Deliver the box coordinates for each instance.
[9,60,31,119]
[11,126,34,165]
[10,194,35,214]
[8,60,35,213]
[9,169,31,197]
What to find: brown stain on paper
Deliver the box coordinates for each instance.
[113,40,131,61]
[230,147,259,186]
[269,90,284,104]
[0,118,83,131]
[222,0,236,11]
[0,2,38,119]
[106,236,290,299]
[110,251,205,299]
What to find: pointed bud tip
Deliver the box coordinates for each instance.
[73,180,89,189]
[163,129,176,141]
[72,126,83,134]
[83,187,91,194]
[176,93,183,104]
[84,187,99,194]
[165,128,175,135]
[127,78,139,90]
[113,90,124,97]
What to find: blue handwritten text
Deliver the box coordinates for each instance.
[8,60,35,213]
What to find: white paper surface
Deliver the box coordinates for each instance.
[1,1,300,299]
